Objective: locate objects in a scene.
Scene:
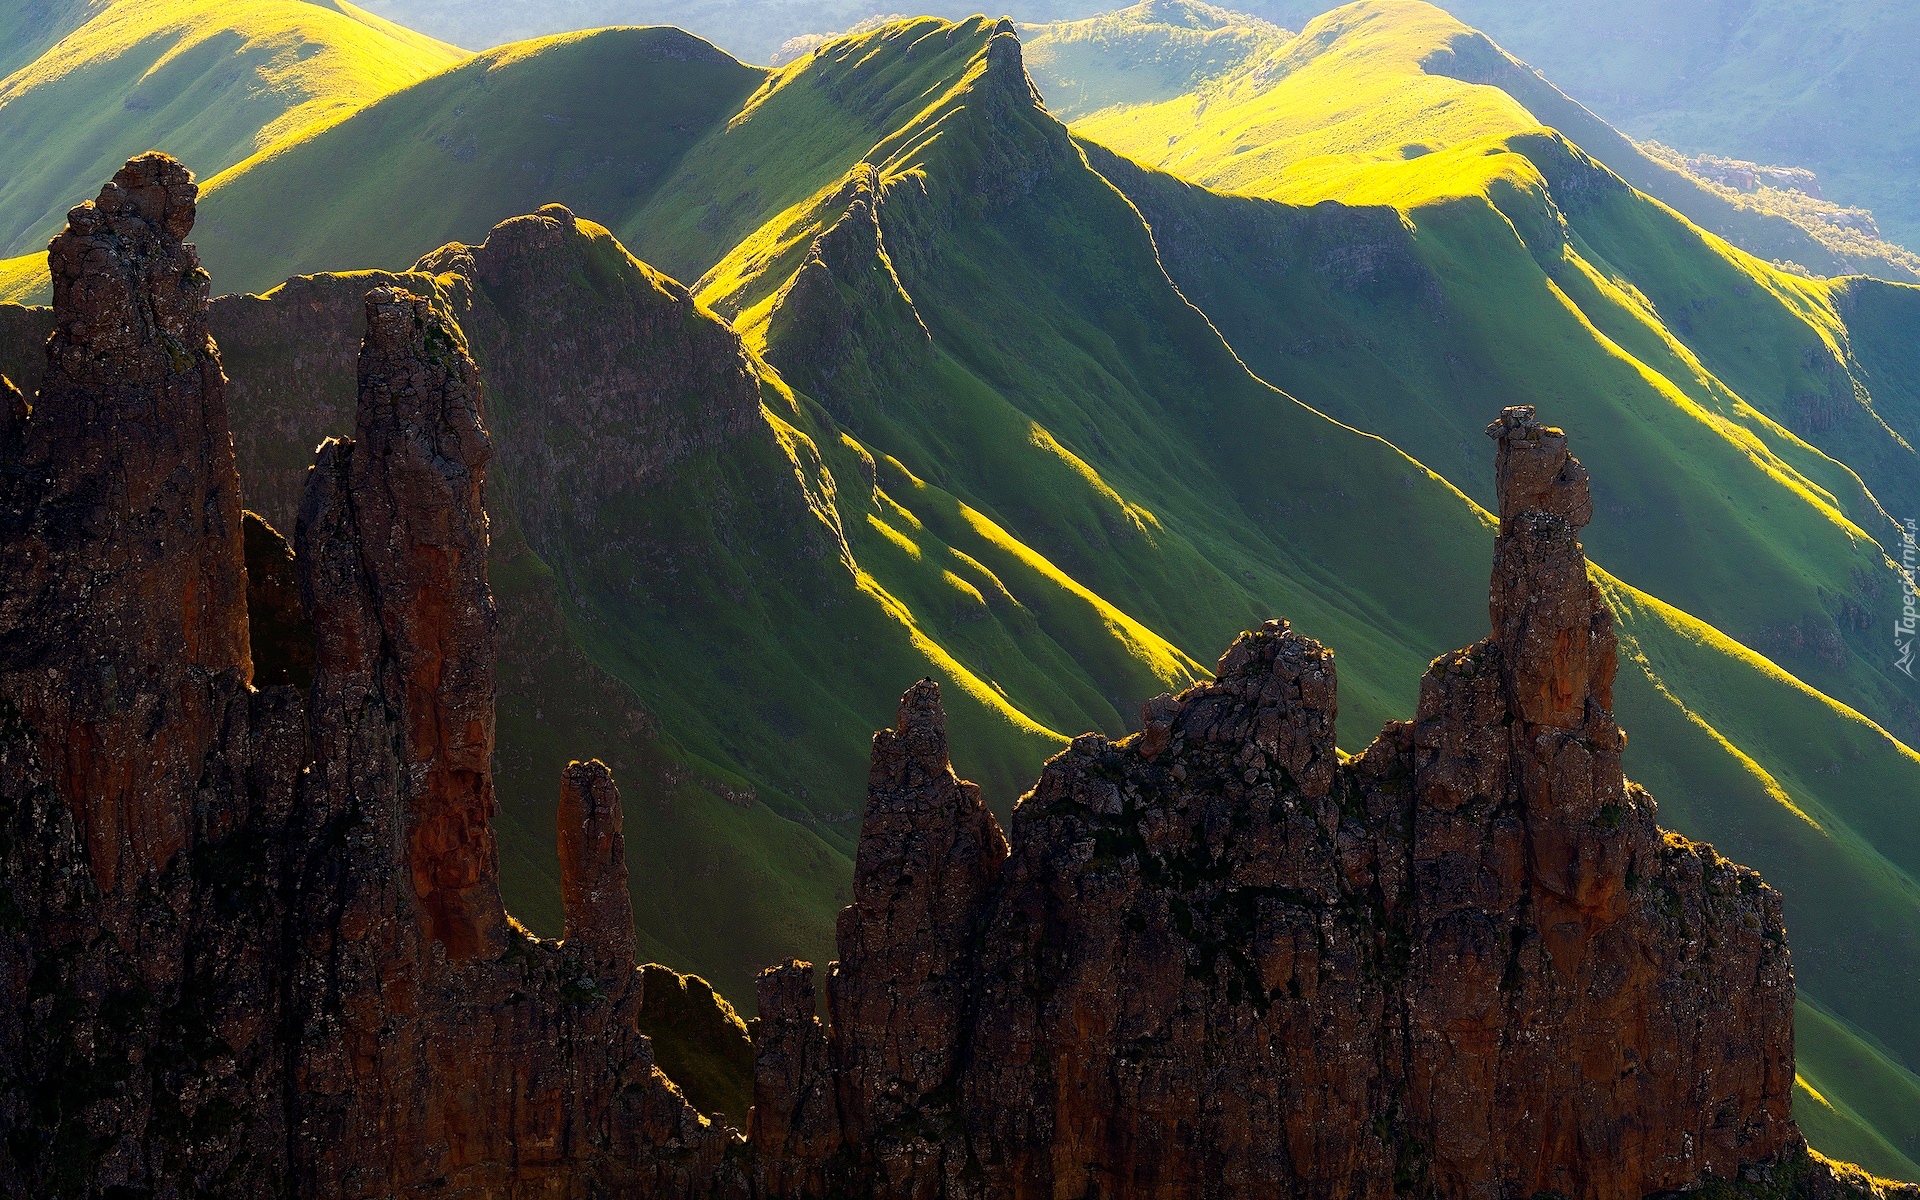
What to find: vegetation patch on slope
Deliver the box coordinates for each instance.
[0,0,464,287]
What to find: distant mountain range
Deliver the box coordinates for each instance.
[1252,0,1920,252]
[2,0,1918,1182]
[336,0,1920,258]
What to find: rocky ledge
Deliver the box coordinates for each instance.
[1,155,1910,1200]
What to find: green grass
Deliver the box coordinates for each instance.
[1019,0,1290,121]
[0,251,43,304]
[0,0,96,81]
[1085,133,1918,736]
[635,964,755,1126]
[0,0,463,280]
[1793,1000,1920,1184]
[1064,0,1914,281]
[1264,0,1920,251]
[190,24,763,294]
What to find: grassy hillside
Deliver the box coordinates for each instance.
[1251,0,1920,253]
[1064,0,1917,281]
[1019,0,1288,120]
[335,0,1920,253]
[1068,13,1920,736]
[0,0,464,283]
[189,25,762,293]
[0,0,97,79]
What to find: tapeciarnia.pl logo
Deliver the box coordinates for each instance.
[1898,518,1918,678]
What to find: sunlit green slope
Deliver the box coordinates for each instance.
[1019,0,1289,121]
[1252,0,1920,253]
[187,24,763,293]
[0,0,97,80]
[0,0,464,288]
[1067,5,1920,742]
[634,17,1497,742]
[1064,0,1917,282]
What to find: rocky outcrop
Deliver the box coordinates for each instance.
[306,284,507,963]
[560,759,638,976]
[1,152,251,899]
[0,156,296,1197]
[172,203,855,998]
[287,283,738,1197]
[1,157,738,1199]
[778,406,1800,1199]
[829,679,1008,1184]
[417,204,763,556]
[242,510,315,688]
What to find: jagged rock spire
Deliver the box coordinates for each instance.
[355,285,504,961]
[829,678,1008,1142]
[558,759,636,976]
[814,407,1792,1199]
[0,152,249,893]
[1190,617,1339,797]
[751,959,842,1194]
[297,285,505,962]
[1486,404,1617,728]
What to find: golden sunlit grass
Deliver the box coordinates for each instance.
[0,0,465,295]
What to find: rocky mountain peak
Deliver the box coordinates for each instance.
[2,151,248,900]
[1484,402,1618,730]
[46,152,207,384]
[558,758,637,977]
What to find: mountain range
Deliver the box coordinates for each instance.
[2,0,1918,1184]
[329,0,1920,267]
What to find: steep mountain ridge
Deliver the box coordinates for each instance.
[1018,0,1291,121]
[1067,0,1918,282]
[1248,0,1920,252]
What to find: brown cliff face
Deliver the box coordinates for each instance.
[559,758,638,976]
[750,959,844,1196]
[332,285,506,962]
[0,152,250,898]
[2,158,738,1199]
[780,407,1799,1199]
[289,284,735,1196]
[0,154,303,1199]
[830,680,1008,1145]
